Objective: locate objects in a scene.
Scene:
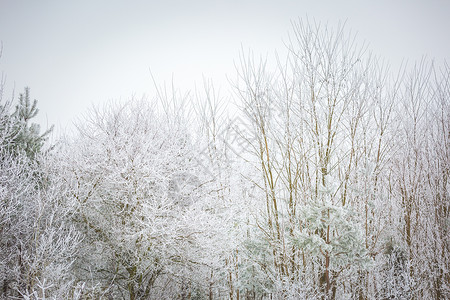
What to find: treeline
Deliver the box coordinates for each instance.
[0,21,448,299]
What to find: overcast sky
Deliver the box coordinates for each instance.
[1,0,449,135]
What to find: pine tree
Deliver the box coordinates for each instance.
[7,87,53,159]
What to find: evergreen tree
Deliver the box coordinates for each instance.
[5,87,53,159]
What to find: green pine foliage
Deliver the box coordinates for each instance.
[5,87,53,159]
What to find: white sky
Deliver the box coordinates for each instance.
[0,0,449,135]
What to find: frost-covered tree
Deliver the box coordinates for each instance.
[2,87,53,160]
[58,97,235,299]
[389,60,450,299]
[231,20,384,299]
[1,80,79,298]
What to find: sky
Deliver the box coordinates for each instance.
[0,0,449,135]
